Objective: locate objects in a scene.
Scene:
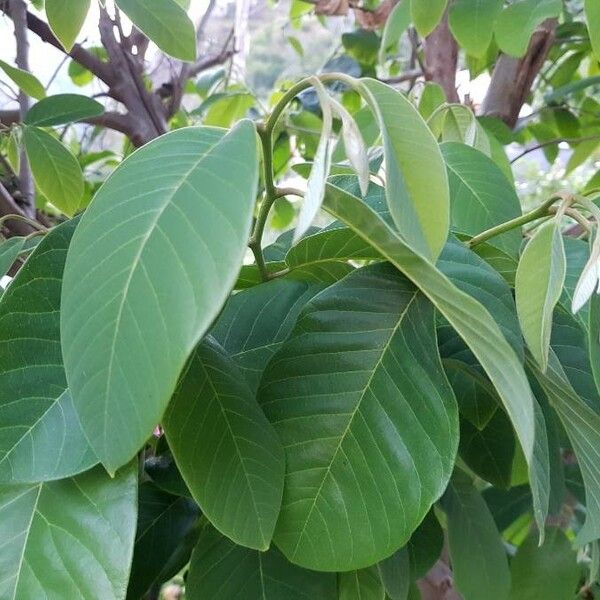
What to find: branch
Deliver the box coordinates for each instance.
[510,134,600,163]
[381,69,423,85]
[0,109,20,127]
[0,182,36,236]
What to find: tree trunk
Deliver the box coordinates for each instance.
[424,9,459,103]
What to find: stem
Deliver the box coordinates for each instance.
[467,195,562,248]
[0,213,47,232]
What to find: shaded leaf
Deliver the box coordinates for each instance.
[377,547,410,600]
[0,236,25,280]
[339,568,385,600]
[25,93,103,127]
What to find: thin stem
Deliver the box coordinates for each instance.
[468,194,563,248]
[0,213,47,232]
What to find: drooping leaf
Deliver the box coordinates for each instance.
[22,126,83,217]
[339,568,385,600]
[441,142,522,259]
[0,59,45,100]
[186,523,337,599]
[114,0,196,61]
[24,93,103,127]
[45,0,91,51]
[494,0,562,57]
[259,263,459,571]
[377,547,410,600]
[509,527,579,600]
[379,0,412,62]
[0,463,137,600]
[211,278,325,394]
[359,79,449,260]
[410,0,448,37]
[0,220,96,483]
[442,472,511,600]
[321,181,549,532]
[61,122,258,474]
[0,236,25,280]
[515,221,566,371]
[163,337,284,550]
[448,0,503,58]
[586,0,600,61]
[127,482,200,600]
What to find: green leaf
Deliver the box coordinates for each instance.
[259,263,458,571]
[516,221,566,371]
[211,278,325,394]
[0,220,96,483]
[442,473,511,600]
[441,142,522,259]
[45,0,91,51]
[0,236,25,280]
[585,0,600,62]
[360,79,449,260]
[483,484,532,532]
[410,0,448,37]
[531,352,600,545]
[22,126,83,217]
[407,509,443,579]
[144,451,191,498]
[271,197,295,230]
[339,568,385,600]
[561,237,590,330]
[287,35,304,57]
[114,0,196,61]
[377,547,410,600]
[509,527,579,600]
[590,295,600,397]
[127,482,200,600]
[0,463,137,600]
[321,181,549,532]
[448,0,502,57]
[24,93,103,127]
[186,523,337,599]
[418,82,446,120]
[494,0,562,57]
[61,122,258,474]
[202,92,255,128]
[0,59,45,100]
[163,337,284,550]
[379,0,412,62]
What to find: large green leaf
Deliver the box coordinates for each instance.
[61,122,258,474]
[339,568,385,600]
[442,473,511,600]
[586,0,600,61]
[22,126,83,217]
[531,352,600,545]
[0,463,137,600]
[45,0,91,51]
[515,221,566,371]
[410,0,448,37]
[0,220,96,483]
[494,0,562,57]
[259,263,458,571]
[448,0,503,58]
[441,142,522,259]
[321,181,549,531]
[211,278,325,394]
[163,337,284,550]
[186,524,337,599]
[359,79,449,260]
[509,527,579,600]
[127,482,200,600]
[0,59,45,100]
[114,0,196,61]
[25,93,103,127]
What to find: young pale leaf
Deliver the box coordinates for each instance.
[442,142,522,259]
[186,524,337,599]
[0,463,137,600]
[163,337,284,551]
[442,473,511,600]
[494,0,562,57]
[410,0,448,37]
[45,0,91,51]
[322,181,549,533]
[294,80,333,242]
[379,0,412,62]
[590,295,600,396]
[0,59,45,100]
[0,236,25,280]
[515,221,566,371]
[586,0,600,61]
[509,527,579,600]
[329,97,369,196]
[127,482,200,600]
[61,122,258,474]
[360,79,449,260]
[259,263,459,571]
[24,93,103,127]
[339,568,385,600]
[377,547,410,600]
[115,0,196,61]
[0,220,96,483]
[448,0,503,58]
[22,126,83,216]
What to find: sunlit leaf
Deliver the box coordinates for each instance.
[25,93,103,127]
[45,0,91,51]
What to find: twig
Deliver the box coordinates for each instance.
[510,134,600,163]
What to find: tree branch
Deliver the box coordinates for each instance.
[0,182,35,236]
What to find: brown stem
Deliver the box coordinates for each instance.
[0,182,35,236]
